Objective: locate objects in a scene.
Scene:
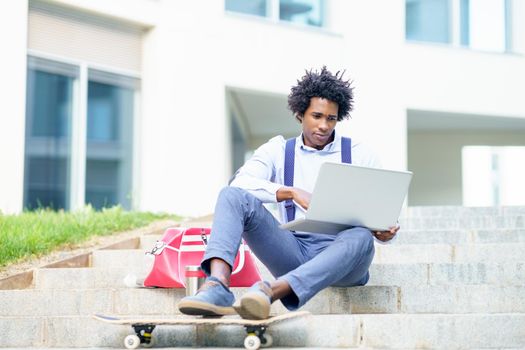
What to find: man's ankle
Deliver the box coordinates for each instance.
[210,258,232,288]
[270,279,292,301]
[212,275,230,288]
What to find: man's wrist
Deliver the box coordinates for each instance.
[276,186,294,202]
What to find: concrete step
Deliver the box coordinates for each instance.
[33,261,525,290]
[92,242,525,270]
[403,205,525,218]
[139,228,525,249]
[1,348,346,350]
[2,284,524,317]
[368,262,525,286]
[92,249,154,270]
[34,267,148,289]
[140,234,163,250]
[394,228,525,244]
[2,313,524,348]
[32,263,270,290]
[373,242,525,264]
[398,215,525,230]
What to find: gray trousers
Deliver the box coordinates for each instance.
[201,186,375,310]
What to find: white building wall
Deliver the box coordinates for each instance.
[2,0,525,215]
[0,1,28,214]
[329,0,407,171]
[404,44,525,118]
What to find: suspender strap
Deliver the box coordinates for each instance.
[341,137,352,164]
[284,138,296,223]
[283,136,352,223]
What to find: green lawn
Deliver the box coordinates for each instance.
[0,206,180,267]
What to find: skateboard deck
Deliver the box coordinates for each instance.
[93,311,310,349]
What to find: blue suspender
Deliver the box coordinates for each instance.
[284,136,352,222]
[284,138,297,224]
[341,137,352,164]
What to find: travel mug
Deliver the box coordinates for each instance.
[184,265,206,296]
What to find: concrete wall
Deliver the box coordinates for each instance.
[330,0,407,171]
[0,1,28,214]
[403,44,525,119]
[408,130,525,206]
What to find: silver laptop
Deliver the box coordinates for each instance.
[279,162,413,233]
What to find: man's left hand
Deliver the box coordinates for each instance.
[373,225,400,242]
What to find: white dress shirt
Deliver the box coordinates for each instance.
[230,131,382,225]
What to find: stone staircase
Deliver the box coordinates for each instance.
[1,206,525,348]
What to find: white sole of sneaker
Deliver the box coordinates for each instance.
[178,300,236,316]
[233,292,271,320]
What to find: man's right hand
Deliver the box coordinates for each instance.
[276,186,311,210]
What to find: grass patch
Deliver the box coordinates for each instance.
[0,206,181,267]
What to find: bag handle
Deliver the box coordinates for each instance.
[146,241,180,255]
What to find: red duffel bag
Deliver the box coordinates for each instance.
[143,227,262,288]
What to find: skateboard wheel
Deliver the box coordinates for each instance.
[124,334,141,349]
[261,334,273,348]
[244,334,261,350]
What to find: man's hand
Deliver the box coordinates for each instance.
[276,186,311,210]
[373,225,400,242]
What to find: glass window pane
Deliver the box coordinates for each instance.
[225,0,268,17]
[468,0,507,52]
[460,0,470,46]
[24,67,74,210]
[86,76,135,210]
[85,160,119,209]
[463,146,525,206]
[280,0,324,27]
[87,82,120,142]
[406,0,451,43]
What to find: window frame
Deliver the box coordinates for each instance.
[25,50,141,211]
[406,0,513,53]
[225,0,326,29]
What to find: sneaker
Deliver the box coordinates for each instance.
[233,280,273,320]
[178,276,236,316]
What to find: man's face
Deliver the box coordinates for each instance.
[300,97,339,150]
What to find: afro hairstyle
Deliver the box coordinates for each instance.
[288,66,354,122]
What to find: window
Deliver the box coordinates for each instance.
[280,0,324,27]
[86,71,136,210]
[225,0,268,17]
[406,0,512,52]
[225,0,325,28]
[468,0,508,52]
[24,60,76,210]
[24,57,138,211]
[462,146,525,206]
[406,0,451,44]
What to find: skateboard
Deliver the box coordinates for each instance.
[93,311,310,350]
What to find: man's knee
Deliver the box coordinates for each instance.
[218,186,248,204]
[338,227,374,253]
[217,186,262,215]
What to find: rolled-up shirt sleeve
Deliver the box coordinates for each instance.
[230,136,283,203]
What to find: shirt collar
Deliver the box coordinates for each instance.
[297,131,341,153]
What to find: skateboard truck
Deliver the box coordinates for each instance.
[124,324,156,349]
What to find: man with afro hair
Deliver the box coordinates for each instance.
[178,67,399,319]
